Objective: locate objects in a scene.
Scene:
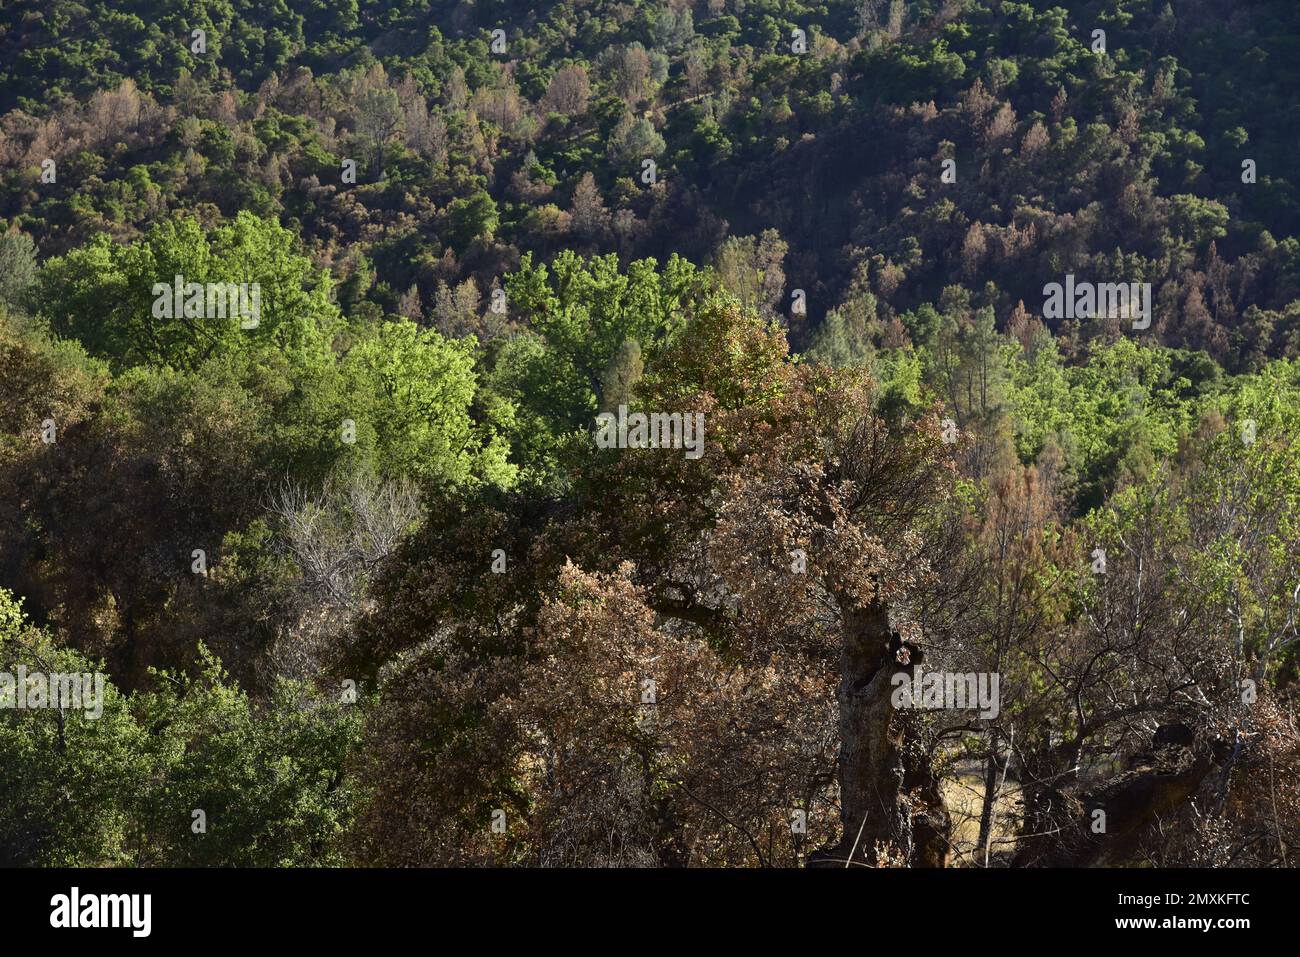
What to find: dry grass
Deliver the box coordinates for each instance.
[941,760,1022,866]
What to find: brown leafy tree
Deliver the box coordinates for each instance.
[345,300,961,866]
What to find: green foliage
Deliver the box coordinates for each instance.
[341,319,515,487]
[0,231,38,311]
[0,590,362,866]
[34,212,339,373]
[1009,337,1207,510]
[5,0,1300,869]
[494,249,707,477]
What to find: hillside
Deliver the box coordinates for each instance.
[0,0,1297,871]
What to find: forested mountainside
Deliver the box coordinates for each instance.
[1,0,1298,869]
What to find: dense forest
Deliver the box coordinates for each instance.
[1,0,1298,868]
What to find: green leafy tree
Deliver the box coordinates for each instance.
[341,319,516,487]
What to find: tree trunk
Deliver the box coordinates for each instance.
[809,602,949,867]
[1014,724,1215,867]
[975,733,999,863]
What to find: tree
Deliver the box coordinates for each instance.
[613,44,653,105]
[540,65,591,117]
[608,114,665,165]
[856,0,884,36]
[340,319,515,487]
[445,191,500,249]
[804,306,875,367]
[0,231,37,311]
[355,87,404,176]
[569,172,611,244]
[0,589,362,866]
[597,338,643,412]
[495,249,705,474]
[346,301,960,867]
[267,470,421,679]
[33,212,340,373]
[711,230,787,320]
[651,8,694,52]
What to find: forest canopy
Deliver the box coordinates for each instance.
[1,0,1299,869]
